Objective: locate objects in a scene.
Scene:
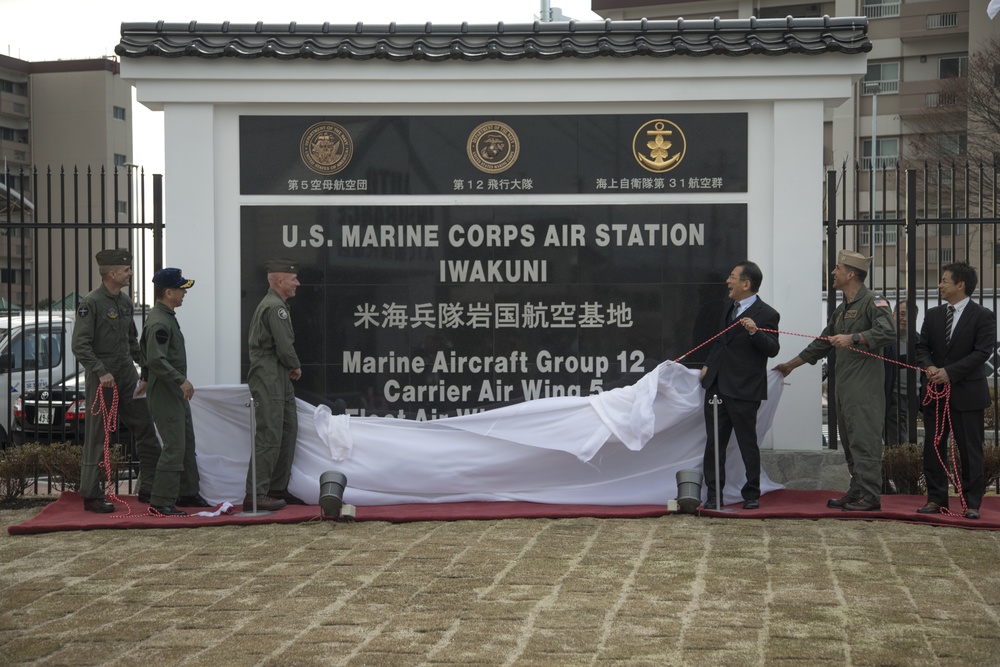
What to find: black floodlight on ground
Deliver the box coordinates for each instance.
[319,470,352,520]
[676,469,703,514]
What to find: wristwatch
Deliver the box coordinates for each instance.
[852,333,861,345]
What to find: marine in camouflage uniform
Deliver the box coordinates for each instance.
[775,250,896,510]
[72,248,161,513]
[140,268,206,515]
[245,258,303,511]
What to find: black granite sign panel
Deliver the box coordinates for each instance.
[241,204,747,418]
[240,114,748,196]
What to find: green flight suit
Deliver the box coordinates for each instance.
[72,285,161,501]
[141,301,200,506]
[246,289,301,496]
[799,285,896,503]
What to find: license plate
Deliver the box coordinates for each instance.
[36,408,52,425]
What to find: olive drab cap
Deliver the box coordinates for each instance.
[265,258,299,274]
[152,267,195,289]
[838,250,871,272]
[95,248,132,266]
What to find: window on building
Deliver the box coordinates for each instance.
[862,137,899,170]
[939,56,968,79]
[864,62,900,94]
[758,4,823,19]
[0,128,14,141]
[117,200,128,215]
[0,79,26,95]
[114,154,128,167]
[863,0,900,19]
[859,225,898,247]
[113,106,126,121]
[940,134,967,157]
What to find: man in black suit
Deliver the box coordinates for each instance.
[700,261,780,510]
[916,261,995,520]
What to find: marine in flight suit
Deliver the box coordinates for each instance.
[141,268,207,516]
[72,248,161,513]
[775,250,895,510]
[245,258,304,511]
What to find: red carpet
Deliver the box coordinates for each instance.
[6,489,999,535]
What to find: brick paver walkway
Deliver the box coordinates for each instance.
[2,507,999,666]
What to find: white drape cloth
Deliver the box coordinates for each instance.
[190,361,784,507]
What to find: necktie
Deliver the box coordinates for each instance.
[945,304,955,345]
[727,301,740,325]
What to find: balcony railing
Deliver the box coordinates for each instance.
[925,92,958,108]
[864,2,900,19]
[927,12,958,29]
[861,157,899,171]
[863,79,900,94]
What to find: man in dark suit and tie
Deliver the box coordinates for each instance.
[916,261,995,520]
[700,261,780,510]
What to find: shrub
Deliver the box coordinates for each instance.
[38,442,85,491]
[984,443,1000,490]
[0,443,46,500]
[0,441,128,499]
[883,443,925,495]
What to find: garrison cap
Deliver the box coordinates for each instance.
[152,267,195,289]
[837,250,871,272]
[265,258,299,274]
[95,248,132,266]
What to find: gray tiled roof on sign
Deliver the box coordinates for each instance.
[115,16,871,61]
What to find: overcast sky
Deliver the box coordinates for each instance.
[1,0,602,172]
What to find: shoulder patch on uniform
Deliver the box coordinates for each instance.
[874,298,890,308]
[155,329,169,344]
[277,308,288,320]
[77,305,89,318]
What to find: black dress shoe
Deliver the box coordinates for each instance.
[176,493,211,507]
[742,499,759,510]
[842,499,881,512]
[826,494,856,509]
[965,508,980,520]
[916,502,944,515]
[151,505,186,516]
[702,501,718,511]
[83,497,114,513]
[137,492,150,504]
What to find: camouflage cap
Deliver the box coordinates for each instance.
[837,250,871,272]
[95,248,132,266]
[265,258,299,274]
[152,267,195,289]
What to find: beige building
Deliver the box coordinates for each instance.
[0,55,133,308]
[593,0,1000,291]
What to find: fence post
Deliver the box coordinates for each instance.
[153,174,164,272]
[827,170,839,450]
[905,169,918,442]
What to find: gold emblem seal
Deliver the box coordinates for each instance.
[467,121,520,174]
[300,121,353,175]
[632,119,686,173]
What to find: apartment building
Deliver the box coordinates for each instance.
[593,0,1000,290]
[0,55,133,308]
